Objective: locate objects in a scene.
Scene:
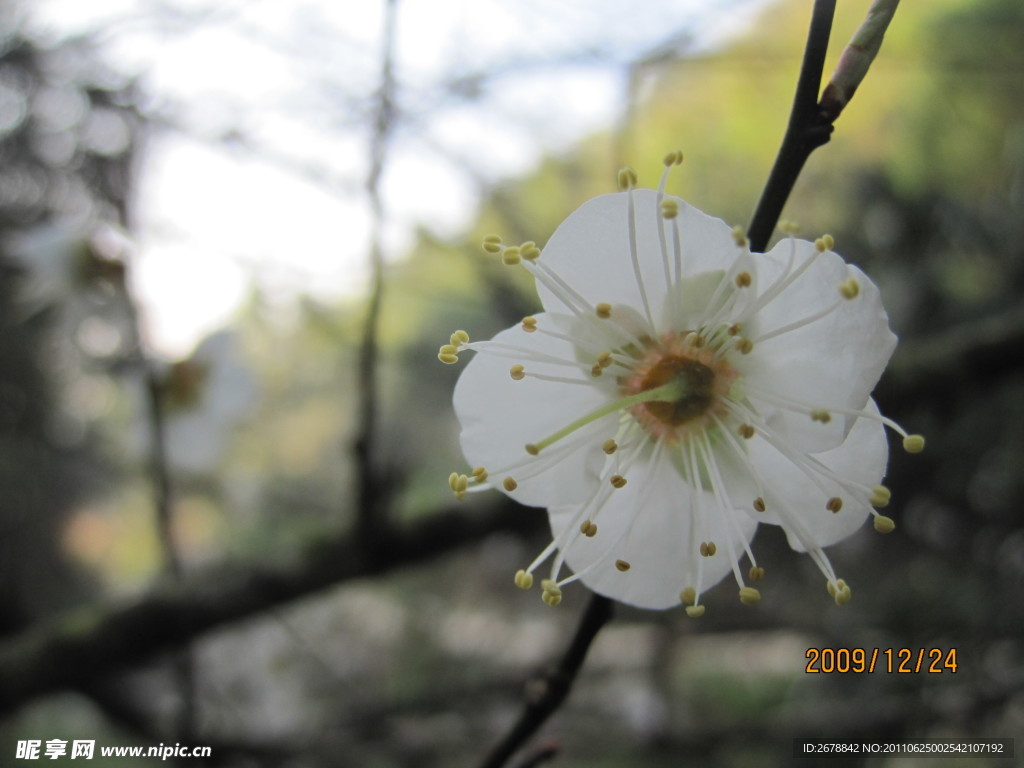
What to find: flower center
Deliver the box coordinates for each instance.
[638,356,715,426]
[622,333,739,442]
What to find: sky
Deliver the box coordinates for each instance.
[25,0,771,356]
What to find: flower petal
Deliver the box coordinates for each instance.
[547,445,758,610]
[536,191,740,328]
[742,240,896,453]
[454,314,617,507]
[749,398,889,550]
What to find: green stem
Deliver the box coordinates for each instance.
[527,379,686,454]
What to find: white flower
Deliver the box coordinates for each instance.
[155,330,258,475]
[442,158,922,613]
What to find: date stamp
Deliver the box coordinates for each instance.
[794,739,1014,758]
[805,647,958,674]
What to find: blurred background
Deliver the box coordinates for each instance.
[0,0,1022,766]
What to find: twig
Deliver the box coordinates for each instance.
[477,594,614,768]
[746,0,837,252]
[353,0,399,546]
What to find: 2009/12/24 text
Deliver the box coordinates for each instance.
[805,648,958,674]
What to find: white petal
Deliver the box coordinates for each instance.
[742,240,896,453]
[547,445,757,610]
[749,398,889,550]
[454,314,617,507]
[536,191,740,327]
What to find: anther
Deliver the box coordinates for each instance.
[660,199,679,219]
[821,234,835,250]
[503,476,518,492]
[826,496,843,513]
[514,570,534,589]
[834,585,852,605]
[482,235,502,254]
[753,497,766,512]
[873,515,895,534]
[590,364,603,377]
[839,278,860,300]
[521,316,538,332]
[595,302,612,319]
[902,434,925,454]
[602,439,618,455]
[728,323,742,336]
[685,605,706,618]
[732,226,748,248]
[521,241,541,261]
[680,587,697,605]
[472,467,488,482]
[438,350,459,364]
[749,566,765,581]
[734,338,753,354]
[525,444,539,456]
[739,424,755,439]
[542,589,562,607]
[616,166,638,191]
[509,364,525,381]
[450,330,469,345]
[699,541,717,557]
[579,521,598,537]
[597,351,614,369]
[735,271,752,288]
[870,485,891,508]
[610,474,627,489]
[615,559,631,572]
[810,409,831,423]
[779,220,800,235]
[739,587,761,605]
[662,150,683,166]
[501,246,521,266]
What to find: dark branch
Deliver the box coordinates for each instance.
[477,594,614,768]
[353,0,399,545]
[746,0,837,252]
[0,498,537,716]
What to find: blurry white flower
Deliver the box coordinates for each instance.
[442,158,923,613]
[157,329,258,475]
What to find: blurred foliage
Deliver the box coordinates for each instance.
[1,0,1023,767]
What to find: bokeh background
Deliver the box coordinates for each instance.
[0,0,1022,766]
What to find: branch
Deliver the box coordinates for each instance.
[353,0,399,545]
[0,498,538,716]
[478,594,614,768]
[747,0,836,253]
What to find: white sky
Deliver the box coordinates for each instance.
[26,0,769,356]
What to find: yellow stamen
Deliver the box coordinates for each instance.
[870,485,891,508]
[602,439,618,455]
[753,497,766,512]
[680,587,697,605]
[735,271,752,288]
[826,496,843,513]
[685,605,706,618]
[610,474,627,489]
[501,247,521,266]
[839,277,860,300]
[660,199,679,219]
[614,559,631,572]
[810,409,831,423]
[502,477,518,492]
[514,570,534,589]
[521,316,537,332]
[748,566,765,581]
[739,587,761,605]
[509,365,525,381]
[595,302,612,319]
[902,434,925,453]
[873,515,895,534]
[616,166,638,191]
